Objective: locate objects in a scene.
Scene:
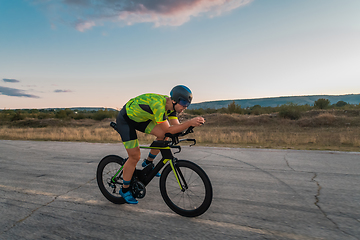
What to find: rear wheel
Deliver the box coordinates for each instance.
[96,155,126,204]
[159,160,212,217]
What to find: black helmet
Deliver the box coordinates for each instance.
[170,85,193,107]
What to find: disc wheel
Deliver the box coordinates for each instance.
[96,155,126,204]
[159,160,212,217]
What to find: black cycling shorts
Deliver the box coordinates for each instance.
[116,106,154,149]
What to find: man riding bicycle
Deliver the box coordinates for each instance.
[116,85,205,204]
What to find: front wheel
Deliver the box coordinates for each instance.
[159,160,212,217]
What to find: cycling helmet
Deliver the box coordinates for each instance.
[170,85,193,107]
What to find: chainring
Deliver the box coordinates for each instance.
[131,180,146,199]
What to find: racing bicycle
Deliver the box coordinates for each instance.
[96,122,213,217]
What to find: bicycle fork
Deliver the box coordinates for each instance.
[167,158,188,192]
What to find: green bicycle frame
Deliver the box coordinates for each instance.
[111,165,124,183]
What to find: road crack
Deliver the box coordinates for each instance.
[284,154,295,171]
[311,173,358,239]
[311,173,323,210]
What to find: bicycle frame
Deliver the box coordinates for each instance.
[110,143,185,191]
[139,145,184,191]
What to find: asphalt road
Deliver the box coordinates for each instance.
[0,140,359,240]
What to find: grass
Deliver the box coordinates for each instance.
[1,111,360,152]
[193,125,360,151]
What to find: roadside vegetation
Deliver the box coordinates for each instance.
[1,100,360,151]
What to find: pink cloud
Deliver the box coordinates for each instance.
[37,0,253,31]
[117,0,253,27]
[75,20,96,32]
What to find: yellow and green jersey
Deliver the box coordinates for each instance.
[125,93,177,124]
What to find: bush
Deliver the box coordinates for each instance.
[314,98,330,109]
[55,110,68,119]
[0,110,13,122]
[227,101,243,114]
[55,109,77,119]
[11,111,25,121]
[37,112,52,119]
[73,113,86,120]
[249,105,262,115]
[335,101,348,107]
[92,109,117,121]
[278,103,302,120]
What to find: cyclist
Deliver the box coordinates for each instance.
[116,85,205,204]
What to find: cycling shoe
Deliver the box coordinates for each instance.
[119,188,138,204]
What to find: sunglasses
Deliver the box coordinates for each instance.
[178,98,190,107]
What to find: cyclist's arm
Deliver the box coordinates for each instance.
[168,118,180,126]
[158,117,204,134]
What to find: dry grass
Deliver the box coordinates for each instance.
[0,126,155,143]
[193,125,360,151]
[1,112,360,151]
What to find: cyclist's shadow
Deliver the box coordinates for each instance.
[114,198,127,204]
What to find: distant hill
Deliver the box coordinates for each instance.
[189,94,360,110]
[3,94,359,111]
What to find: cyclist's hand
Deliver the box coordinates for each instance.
[190,117,205,127]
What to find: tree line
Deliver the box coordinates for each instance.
[0,108,118,122]
[1,99,359,122]
[186,99,360,120]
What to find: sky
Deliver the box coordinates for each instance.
[1,0,360,109]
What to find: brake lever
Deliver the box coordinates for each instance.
[172,145,181,154]
[188,139,196,147]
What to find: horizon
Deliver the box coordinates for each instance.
[2,92,359,110]
[195,92,360,103]
[1,0,359,109]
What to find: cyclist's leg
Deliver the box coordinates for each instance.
[149,123,166,139]
[122,146,141,187]
[117,109,159,180]
[147,123,166,159]
[116,108,140,203]
[138,122,163,177]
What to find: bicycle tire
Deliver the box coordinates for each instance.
[96,155,126,204]
[159,160,212,217]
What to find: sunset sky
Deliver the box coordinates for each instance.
[1,0,359,109]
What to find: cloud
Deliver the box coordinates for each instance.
[0,86,40,98]
[34,0,253,31]
[3,78,20,83]
[54,89,73,93]
[75,20,96,32]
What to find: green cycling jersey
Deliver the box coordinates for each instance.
[125,93,177,124]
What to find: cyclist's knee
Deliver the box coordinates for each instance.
[155,135,166,141]
[126,148,141,162]
[151,125,166,139]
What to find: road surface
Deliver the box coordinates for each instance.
[0,140,359,239]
